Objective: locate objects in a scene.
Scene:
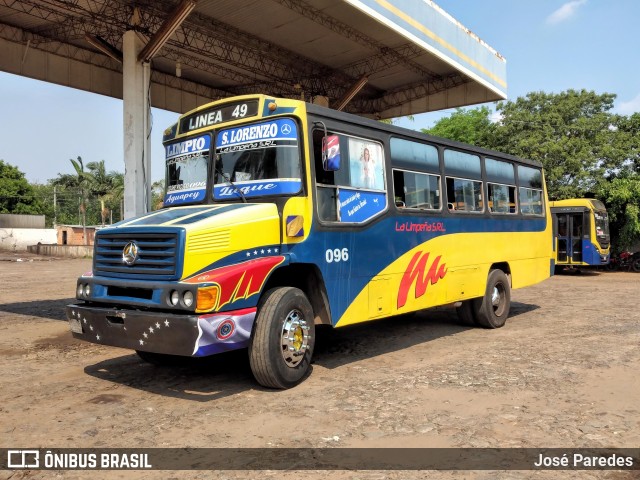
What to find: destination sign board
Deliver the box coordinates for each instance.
[179,100,259,134]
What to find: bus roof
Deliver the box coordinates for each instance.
[306,101,543,169]
[549,199,607,211]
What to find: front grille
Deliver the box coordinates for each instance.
[94,232,179,279]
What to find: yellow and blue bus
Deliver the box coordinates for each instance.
[549,198,610,269]
[67,95,553,388]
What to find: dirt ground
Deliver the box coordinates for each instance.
[0,254,638,480]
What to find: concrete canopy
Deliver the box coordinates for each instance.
[0,0,506,118]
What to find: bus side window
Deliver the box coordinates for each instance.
[313,130,338,221]
[393,169,440,210]
[488,183,516,214]
[446,177,483,213]
[313,129,387,224]
[444,149,483,213]
[517,166,544,216]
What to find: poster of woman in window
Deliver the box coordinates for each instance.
[349,139,384,190]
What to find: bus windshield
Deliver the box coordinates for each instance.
[594,210,610,239]
[164,134,210,206]
[213,118,301,201]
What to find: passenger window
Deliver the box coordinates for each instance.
[488,183,516,214]
[389,138,439,172]
[518,166,544,215]
[519,188,544,215]
[312,130,387,224]
[393,169,441,210]
[444,149,481,179]
[446,177,483,212]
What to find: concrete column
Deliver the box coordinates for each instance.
[122,30,152,219]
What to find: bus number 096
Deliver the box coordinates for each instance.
[326,248,349,263]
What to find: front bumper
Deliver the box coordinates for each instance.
[66,304,256,357]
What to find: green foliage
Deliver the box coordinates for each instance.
[0,160,44,214]
[151,179,165,211]
[422,106,496,147]
[47,157,125,228]
[493,90,629,199]
[86,160,125,225]
[424,89,640,250]
[595,175,640,250]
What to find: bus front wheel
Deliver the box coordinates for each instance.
[473,269,511,329]
[249,287,315,389]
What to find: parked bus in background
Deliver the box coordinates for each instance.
[549,198,610,271]
[67,95,553,389]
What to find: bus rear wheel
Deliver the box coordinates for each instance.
[456,300,480,326]
[473,269,511,329]
[249,287,315,389]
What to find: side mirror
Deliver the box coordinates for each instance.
[322,135,341,171]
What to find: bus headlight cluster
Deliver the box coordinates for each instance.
[77,282,91,298]
[167,289,195,308]
[183,291,194,307]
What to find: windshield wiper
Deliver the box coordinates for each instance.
[214,155,247,203]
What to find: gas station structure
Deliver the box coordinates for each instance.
[0,0,507,217]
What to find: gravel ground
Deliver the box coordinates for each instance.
[0,257,638,479]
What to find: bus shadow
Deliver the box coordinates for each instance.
[84,349,255,402]
[555,268,604,277]
[313,303,540,370]
[0,298,74,321]
[509,301,540,318]
[83,303,542,398]
[314,308,467,370]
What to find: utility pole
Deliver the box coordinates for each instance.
[53,185,57,226]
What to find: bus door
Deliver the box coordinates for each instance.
[312,127,390,320]
[556,212,584,263]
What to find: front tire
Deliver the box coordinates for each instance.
[632,258,640,273]
[473,269,511,329]
[249,287,315,389]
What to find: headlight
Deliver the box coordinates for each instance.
[170,290,180,306]
[77,284,84,298]
[84,284,91,297]
[183,291,194,307]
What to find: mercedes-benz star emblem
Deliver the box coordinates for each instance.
[122,241,139,265]
[281,124,292,135]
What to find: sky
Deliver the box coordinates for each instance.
[1,0,640,184]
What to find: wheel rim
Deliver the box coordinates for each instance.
[280,309,311,368]
[491,284,507,316]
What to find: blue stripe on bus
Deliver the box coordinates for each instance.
[188,213,547,321]
[290,215,548,323]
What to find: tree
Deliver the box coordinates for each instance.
[86,160,124,225]
[422,89,640,250]
[54,156,91,244]
[151,179,165,211]
[109,172,124,221]
[596,175,640,251]
[492,90,628,199]
[0,160,43,214]
[422,106,496,147]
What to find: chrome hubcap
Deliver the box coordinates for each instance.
[491,284,506,316]
[491,287,501,306]
[281,309,311,368]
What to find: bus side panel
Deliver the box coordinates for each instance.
[300,227,552,328]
